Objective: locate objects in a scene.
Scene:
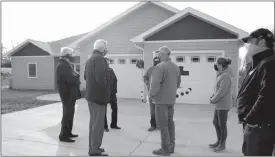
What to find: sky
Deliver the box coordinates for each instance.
[2,1,274,57]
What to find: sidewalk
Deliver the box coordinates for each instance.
[2,96,243,156]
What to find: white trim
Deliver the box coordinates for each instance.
[106,54,142,57]
[144,39,239,43]
[27,62,38,79]
[131,7,248,43]
[7,39,52,57]
[69,1,179,48]
[11,56,53,58]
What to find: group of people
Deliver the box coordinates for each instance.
[55,27,275,156]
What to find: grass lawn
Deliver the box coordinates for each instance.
[1,89,59,114]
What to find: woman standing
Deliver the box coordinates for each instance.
[209,57,233,152]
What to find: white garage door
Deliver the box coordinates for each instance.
[107,54,142,99]
[171,51,224,104]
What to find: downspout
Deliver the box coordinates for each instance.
[133,42,146,102]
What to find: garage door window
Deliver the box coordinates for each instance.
[176,56,185,63]
[109,59,114,64]
[28,63,37,78]
[118,59,126,64]
[207,56,216,63]
[191,56,200,63]
[130,59,138,64]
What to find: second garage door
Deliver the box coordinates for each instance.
[171,51,224,104]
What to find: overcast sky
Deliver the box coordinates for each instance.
[2,1,274,54]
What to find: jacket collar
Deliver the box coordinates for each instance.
[93,50,103,56]
[252,49,273,68]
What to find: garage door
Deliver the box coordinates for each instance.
[107,54,142,99]
[171,51,224,104]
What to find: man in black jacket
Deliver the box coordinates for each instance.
[104,57,121,132]
[56,47,80,143]
[237,28,275,156]
[84,39,109,156]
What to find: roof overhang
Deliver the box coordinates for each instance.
[131,7,249,43]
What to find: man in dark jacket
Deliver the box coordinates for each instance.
[237,28,275,156]
[104,57,121,132]
[56,47,80,143]
[143,56,160,132]
[84,39,109,156]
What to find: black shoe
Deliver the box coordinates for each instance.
[111,126,121,129]
[104,128,109,132]
[148,126,156,132]
[209,141,219,148]
[59,138,75,143]
[99,148,105,152]
[69,134,78,138]
[89,152,108,156]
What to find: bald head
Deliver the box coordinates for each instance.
[157,46,171,61]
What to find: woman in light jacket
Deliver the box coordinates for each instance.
[209,57,233,152]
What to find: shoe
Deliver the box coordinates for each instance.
[59,138,75,143]
[169,147,174,154]
[110,126,121,129]
[69,134,78,138]
[88,152,108,156]
[152,148,171,156]
[104,128,109,132]
[148,127,156,132]
[209,141,219,148]
[99,148,105,152]
[213,143,226,152]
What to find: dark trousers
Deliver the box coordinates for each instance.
[59,94,76,139]
[212,110,229,145]
[149,97,157,128]
[242,123,275,156]
[104,94,118,129]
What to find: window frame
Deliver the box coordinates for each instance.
[207,56,217,63]
[176,56,185,63]
[191,56,200,63]
[118,59,126,64]
[27,62,38,78]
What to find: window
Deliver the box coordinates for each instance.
[176,56,185,63]
[28,63,37,78]
[178,66,189,76]
[207,56,216,63]
[118,59,126,64]
[130,59,138,64]
[109,59,114,64]
[191,56,200,63]
[75,64,80,73]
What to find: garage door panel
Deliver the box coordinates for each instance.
[173,52,223,104]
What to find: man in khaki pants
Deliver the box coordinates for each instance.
[149,46,181,156]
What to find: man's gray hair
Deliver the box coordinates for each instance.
[94,39,108,51]
[158,46,171,56]
[60,47,74,56]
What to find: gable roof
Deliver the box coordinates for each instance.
[69,1,180,48]
[131,7,249,43]
[7,39,52,57]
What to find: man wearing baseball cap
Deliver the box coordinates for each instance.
[143,55,160,132]
[236,28,275,156]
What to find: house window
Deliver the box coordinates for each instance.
[28,63,37,78]
[207,56,216,63]
[118,59,126,64]
[176,56,185,63]
[130,59,138,64]
[191,56,200,63]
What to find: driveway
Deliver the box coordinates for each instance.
[1,98,243,156]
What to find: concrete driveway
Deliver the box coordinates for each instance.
[1,97,243,156]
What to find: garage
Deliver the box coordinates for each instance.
[131,7,248,104]
[106,54,143,99]
[171,51,224,104]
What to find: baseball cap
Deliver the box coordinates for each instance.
[242,28,274,48]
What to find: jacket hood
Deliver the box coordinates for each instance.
[217,67,233,78]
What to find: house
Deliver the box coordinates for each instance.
[8,1,248,104]
[7,33,87,90]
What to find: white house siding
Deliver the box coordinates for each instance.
[142,40,239,104]
[79,2,176,91]
[11,56,55,90]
